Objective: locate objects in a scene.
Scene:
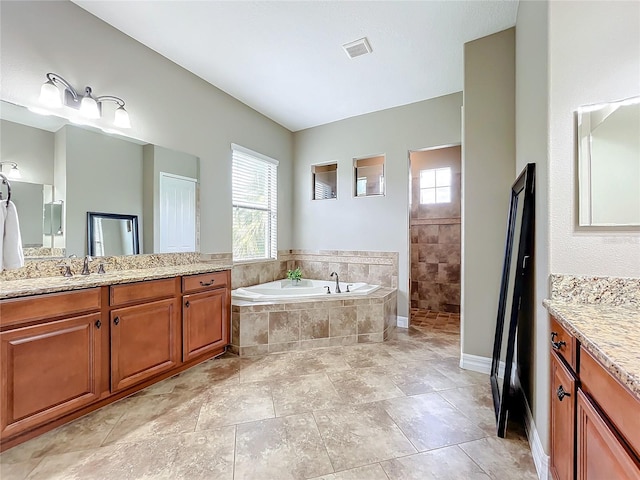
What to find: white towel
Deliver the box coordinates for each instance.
[1,200,25,270]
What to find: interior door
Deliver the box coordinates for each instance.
[159,172,197,253]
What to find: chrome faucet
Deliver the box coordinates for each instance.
[81,255,93,275]
[330,271,341,293]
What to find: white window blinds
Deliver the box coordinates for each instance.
[231,144,278,261]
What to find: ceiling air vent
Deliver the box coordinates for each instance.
[342,37,372,59]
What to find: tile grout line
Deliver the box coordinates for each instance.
[232,424,238,480]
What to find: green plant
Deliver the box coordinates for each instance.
[286,267,302,282]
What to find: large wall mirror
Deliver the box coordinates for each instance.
[577,96,640,226]
[0,100,200,259]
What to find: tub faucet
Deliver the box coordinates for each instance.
[330,272,341,293]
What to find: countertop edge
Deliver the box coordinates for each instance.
[0,263,233,300]
[543,299,640,401]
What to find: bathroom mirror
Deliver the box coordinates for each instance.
[354,154,385,197]
[577,97,640,226]
[312,163,337,200]
[87,212,140,257]
[0,100,200,258]
[491,163,535,438]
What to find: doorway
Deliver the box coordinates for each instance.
[408,145,461,335]
[159,172,197,253]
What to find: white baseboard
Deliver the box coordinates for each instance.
[397,315,408,328]
[519,382,550,480]
[460,353,511,380]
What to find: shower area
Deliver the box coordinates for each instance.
[409,145,461,334]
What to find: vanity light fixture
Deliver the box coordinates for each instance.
[38,73,131,128]
[0,162,22,180]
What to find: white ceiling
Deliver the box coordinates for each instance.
[72,1,519,132]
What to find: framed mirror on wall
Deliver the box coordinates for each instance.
[491,163,535,438]
[576,96,640,226]
[87,212,140,257]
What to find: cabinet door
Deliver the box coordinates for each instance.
[550,351,577,480]
[1,313,102,440]
[111,298,179,392]
[577,390,640,480]
[182,288,228,362]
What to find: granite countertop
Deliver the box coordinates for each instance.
[544,299,640,400]
[0,262,233,299]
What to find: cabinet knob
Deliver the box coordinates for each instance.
[185,301,190,308]
[113,317,120,326]
[550,332,566,350]
[95,320,101,329]
[556,385,571,401]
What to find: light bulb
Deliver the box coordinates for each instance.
[80,95,100,119]
[40,80,62,107]
[113,105,131,128]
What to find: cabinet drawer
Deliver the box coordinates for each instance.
[580,347,640,457]
[110,278,178,307]
[182,271,228,293]
[0,288,102,329]
[550,316,576,370]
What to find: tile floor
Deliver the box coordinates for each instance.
[0,324,538,480]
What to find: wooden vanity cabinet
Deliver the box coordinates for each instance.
[0,270,230,451]
[0,289,103,441]
[181,271,230,362]
[549,315,640,480]
[109,279,180,392]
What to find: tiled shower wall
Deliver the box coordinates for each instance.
[231,250,398,290]
[410,146,461,313]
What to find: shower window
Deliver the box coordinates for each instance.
[420,167,451,204]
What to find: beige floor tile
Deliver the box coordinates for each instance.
[0,403,127,463]
[311,463,389,480]
[292,348,352,374]
[234,413,333,480]
[196,382,274,430]
[381,445,490,479]
[102,389,205,445]
[0,459,41,480]
[459,435,539,480]
[327,368,405,404]
[377,359,462,395]
[167,427,236,479]
[239,353,304,383]
[314,404,417,471]
[432,356,489,387]
[341,344,397,368]
[439,384,497,434]
[270,373,346,417]
[381,392,488,452]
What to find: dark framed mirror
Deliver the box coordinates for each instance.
[87,212,140,257]
[491,163,535,437]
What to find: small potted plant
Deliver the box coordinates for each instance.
[286,267,303,286]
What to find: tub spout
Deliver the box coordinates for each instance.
[330,272,341,293]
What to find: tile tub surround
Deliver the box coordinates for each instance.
[550,274,640,306]
[231,288,397,356]
[231,250,399,291]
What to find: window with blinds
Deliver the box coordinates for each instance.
[231,144,278,261]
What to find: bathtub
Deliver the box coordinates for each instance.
[232,279,380,302]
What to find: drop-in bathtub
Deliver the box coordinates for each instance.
[231,279,380,302]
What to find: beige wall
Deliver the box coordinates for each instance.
[0,120,54,185]
[548,0,640,275]
[515,0,550,457]
[0,0,294,256]
[462,29,515,359]
[293,93,463,318]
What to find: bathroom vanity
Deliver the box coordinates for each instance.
[546,301,640,480]
[0,265,231,451]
